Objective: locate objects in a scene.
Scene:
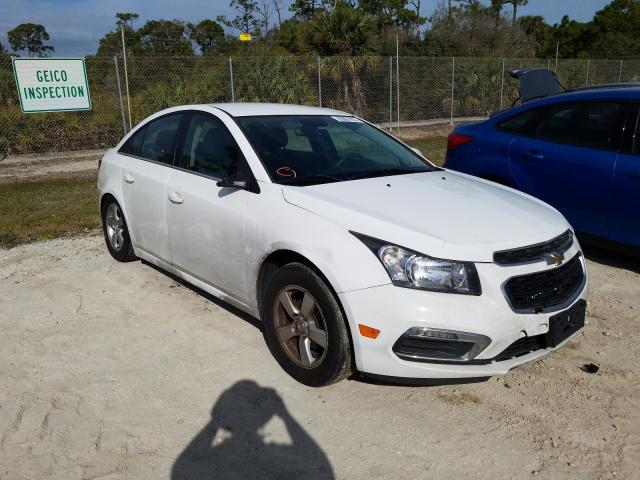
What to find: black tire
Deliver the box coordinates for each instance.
[262,262,353,387]
[101,197,136,262]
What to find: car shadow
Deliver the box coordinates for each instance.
[581,243,640,274]
[141,260,263,331]
[171,380,335,480]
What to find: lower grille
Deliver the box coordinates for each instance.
[504,253,585,312]
[493,335,546,361]
[393,337,475,362]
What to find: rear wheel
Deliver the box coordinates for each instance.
[262,263,352,386]
[101,198,136,262]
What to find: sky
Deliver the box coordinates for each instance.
[0,0,613,56]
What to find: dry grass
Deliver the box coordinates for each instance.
[0,176,100,248]
[405,136,447,166]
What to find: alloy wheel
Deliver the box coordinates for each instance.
[105,203,125,252]
[273,285,329,369]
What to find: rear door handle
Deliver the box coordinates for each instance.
[123,173,135,184]
[628,171,640,181]
[522,150,544,160]
[168,191,184,204]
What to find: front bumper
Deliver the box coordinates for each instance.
[339,250,588,379]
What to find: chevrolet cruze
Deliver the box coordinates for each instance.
[98,103,588,386]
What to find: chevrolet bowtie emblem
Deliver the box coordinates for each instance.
[545,251,565,266]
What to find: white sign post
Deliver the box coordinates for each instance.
[12,58,92,113]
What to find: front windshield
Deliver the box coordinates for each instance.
[236,115,437,185]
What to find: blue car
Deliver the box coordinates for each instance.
[444,83,640,252]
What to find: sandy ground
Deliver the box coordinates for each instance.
[0,235,639,480]
[0,150,102,184]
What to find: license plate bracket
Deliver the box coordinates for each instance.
[546,299,586,347]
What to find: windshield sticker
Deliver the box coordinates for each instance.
[331,116,362,123]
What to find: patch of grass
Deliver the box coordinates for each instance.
[0,176,100,248]
[404,136,447,166]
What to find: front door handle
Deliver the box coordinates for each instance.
[123,173,135,184]
[628,171,640,181]
[168,191,184,204]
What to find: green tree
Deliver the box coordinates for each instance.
[0,41,7,55]
[217,0,262,34]
[138,20,194,54]
[360,0,419,31]
[8,23,54,57]
[187,19,225,54]
[116,12,139,30]
[425,1,534,56]
[97,13,143,55]
[289,0,327,19]
[590,0,640,58]
[503,0,528,26]
[310,3,375,55]
[549,15,594,58]
[518,15,551,55]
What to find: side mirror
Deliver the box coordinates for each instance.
[216,177,247,189]
[411,147,423,156]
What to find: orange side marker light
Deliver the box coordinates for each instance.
[358,324,380,339]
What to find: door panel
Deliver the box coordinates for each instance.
[608,151,640,246]
[167,169,249,298]
[122,158,173,262]
[120,113,183,262]
[508,102,622,236]
[167,112,253,301]
[607,104,640,246]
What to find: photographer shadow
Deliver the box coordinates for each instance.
[171,380,334,480]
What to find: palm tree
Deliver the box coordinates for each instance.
[505,0,528,26]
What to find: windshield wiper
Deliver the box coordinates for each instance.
[276,174,345,186]
[350,167,435,180]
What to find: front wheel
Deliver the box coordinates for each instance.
[262,263,353,386]
[101,198,136,262]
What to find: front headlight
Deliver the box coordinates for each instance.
[352,232,481,295]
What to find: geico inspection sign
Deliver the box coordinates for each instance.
[12,57,92,113]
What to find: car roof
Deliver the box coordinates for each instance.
[208,102,350,117]
[492,84,640,120]
[532,84,640,104]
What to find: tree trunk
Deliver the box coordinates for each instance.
[512,4,517,26]
[274,1,282,26]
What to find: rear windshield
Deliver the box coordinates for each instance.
[236,115,436,185]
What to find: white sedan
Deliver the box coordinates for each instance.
[98,103,588,386]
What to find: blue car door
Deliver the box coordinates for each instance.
[508,101,623,237]
[606,105,640,247]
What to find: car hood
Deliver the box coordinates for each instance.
[281,170,570,262]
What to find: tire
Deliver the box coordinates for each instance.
[101,197,136,262]
[262,262,353,387]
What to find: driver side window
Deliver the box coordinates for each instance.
[179,113,242,178]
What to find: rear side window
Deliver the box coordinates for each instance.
[498,109,539,134]
[119,127,145,157]
[536,102,623,150]
[141,114,183,164]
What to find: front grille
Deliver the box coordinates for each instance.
[504,253,585,312]
[494,230,573,265]
[493,335,546,361]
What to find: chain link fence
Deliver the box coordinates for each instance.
[2,55,640,156]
